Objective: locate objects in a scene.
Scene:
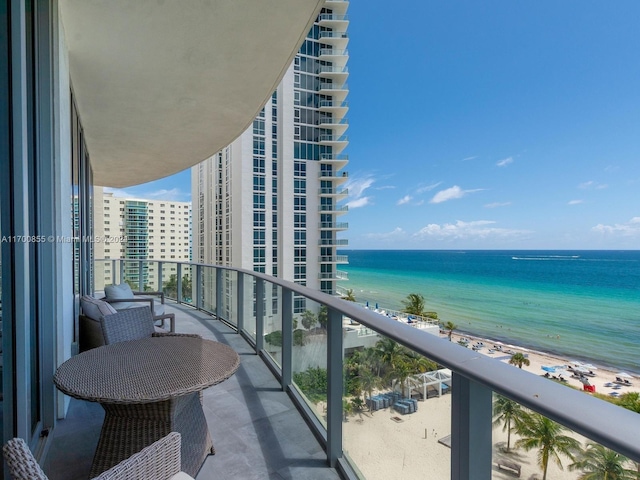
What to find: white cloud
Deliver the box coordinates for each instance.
[592,217,640,236]
[345,176,374,198]
[579,181,608,190]
[146,188,185,200]
[413,220,530,240]
[429,185,483,204]
[347,196,372,209]
[568,199,584,205]
[102,187,188,202]
[397,195,412,205]
[416,182,442,194]
[344,175,376,209]
[484,202,511,208]
[496,156,513,167]
[364,227,406,240]
[462,156,478,161]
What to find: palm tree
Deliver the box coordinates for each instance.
[374,338,406,374]
[341,289,356,302]
[444,321,457,341]
[492,395,530,452]
[401,293,426,316]
[516,413,581,480]
[509,352,531,369]
[569,442,636,479]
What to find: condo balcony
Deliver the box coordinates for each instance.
[318,255,349,264]
[318,270,349,280]
[318,99,349,116]
[319,134,349,153]
[318,221,349,230]
[74,258,638,480]
[319,48,349,63]
[319,64,349,84]
[318,116,349,135]
[318,187,349,200]
[318,238,349,246]
[319,153,349,170]
[318,204,349,214]
[318,31,349,50]
[318,14,349,30]
[319,170,349,185]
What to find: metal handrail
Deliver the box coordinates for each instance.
[96,258,640,468]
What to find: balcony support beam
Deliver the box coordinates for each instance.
[451,373,492,480]
[157,261,163,293]
[138,261,144,291]
[176,263,182,303]
[195,264,203,310]
[255,278,264,352]
[326,306,343,468]
[215,267,223,319]
[236,273,244,333]
[281,288,293,389]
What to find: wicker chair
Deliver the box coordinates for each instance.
[99,307,198,345]
[2,432,194,480]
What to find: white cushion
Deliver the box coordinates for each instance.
[104,283,136,309]
[169,472,195,480]
[80,295,117,320]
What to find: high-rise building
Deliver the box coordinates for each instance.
[93,187,192,291]
[193,0,350,313]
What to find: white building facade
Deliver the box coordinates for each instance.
[93,187,192,291]
[192,1,350,314]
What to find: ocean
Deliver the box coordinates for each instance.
[337,250,640,373]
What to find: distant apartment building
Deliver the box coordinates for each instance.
[93,186,192,291]
[192,0,350,315]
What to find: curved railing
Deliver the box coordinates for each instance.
[95,259,640,480]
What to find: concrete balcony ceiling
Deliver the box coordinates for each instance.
[59,0,325,187]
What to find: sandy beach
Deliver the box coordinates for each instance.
[336,330,638,480]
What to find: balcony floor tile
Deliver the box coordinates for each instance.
[44,304,340,480]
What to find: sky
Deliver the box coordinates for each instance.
[107,1,640,250]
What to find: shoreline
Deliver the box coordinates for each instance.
[442,329,639,397]
[358,300,639,377]
[449,326,640,376]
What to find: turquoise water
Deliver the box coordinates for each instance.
[338,250,640,373]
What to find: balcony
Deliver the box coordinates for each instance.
[318,31,349,50]
[318,187,348,200]
[318,14,349,29]
[319,153,349,170]
[319,134,349,153]
[318,270,349,280]
[318,221,349,230]
[51,259,640,480]
[318,99,349,116]
[319,48,349,62]
[319,65,349,83]
[44,302,341,480]
[318,204,349,214]
[318,238,349,246]
[318,170,349,185]
[318,255,349,264]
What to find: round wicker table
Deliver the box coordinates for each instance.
[54,336,240,478]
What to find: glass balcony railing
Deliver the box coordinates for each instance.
[96,259,640,480]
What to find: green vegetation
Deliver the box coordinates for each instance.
[508,352,531,369]
[341,289,356,302]
[492,395,529,452]
[401,292,438,319]
[492,395,638,480]
[569,443,636,480]
[443,321,457,341]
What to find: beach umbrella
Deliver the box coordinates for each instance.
[616,372,633,378]
[541,366,556,373]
